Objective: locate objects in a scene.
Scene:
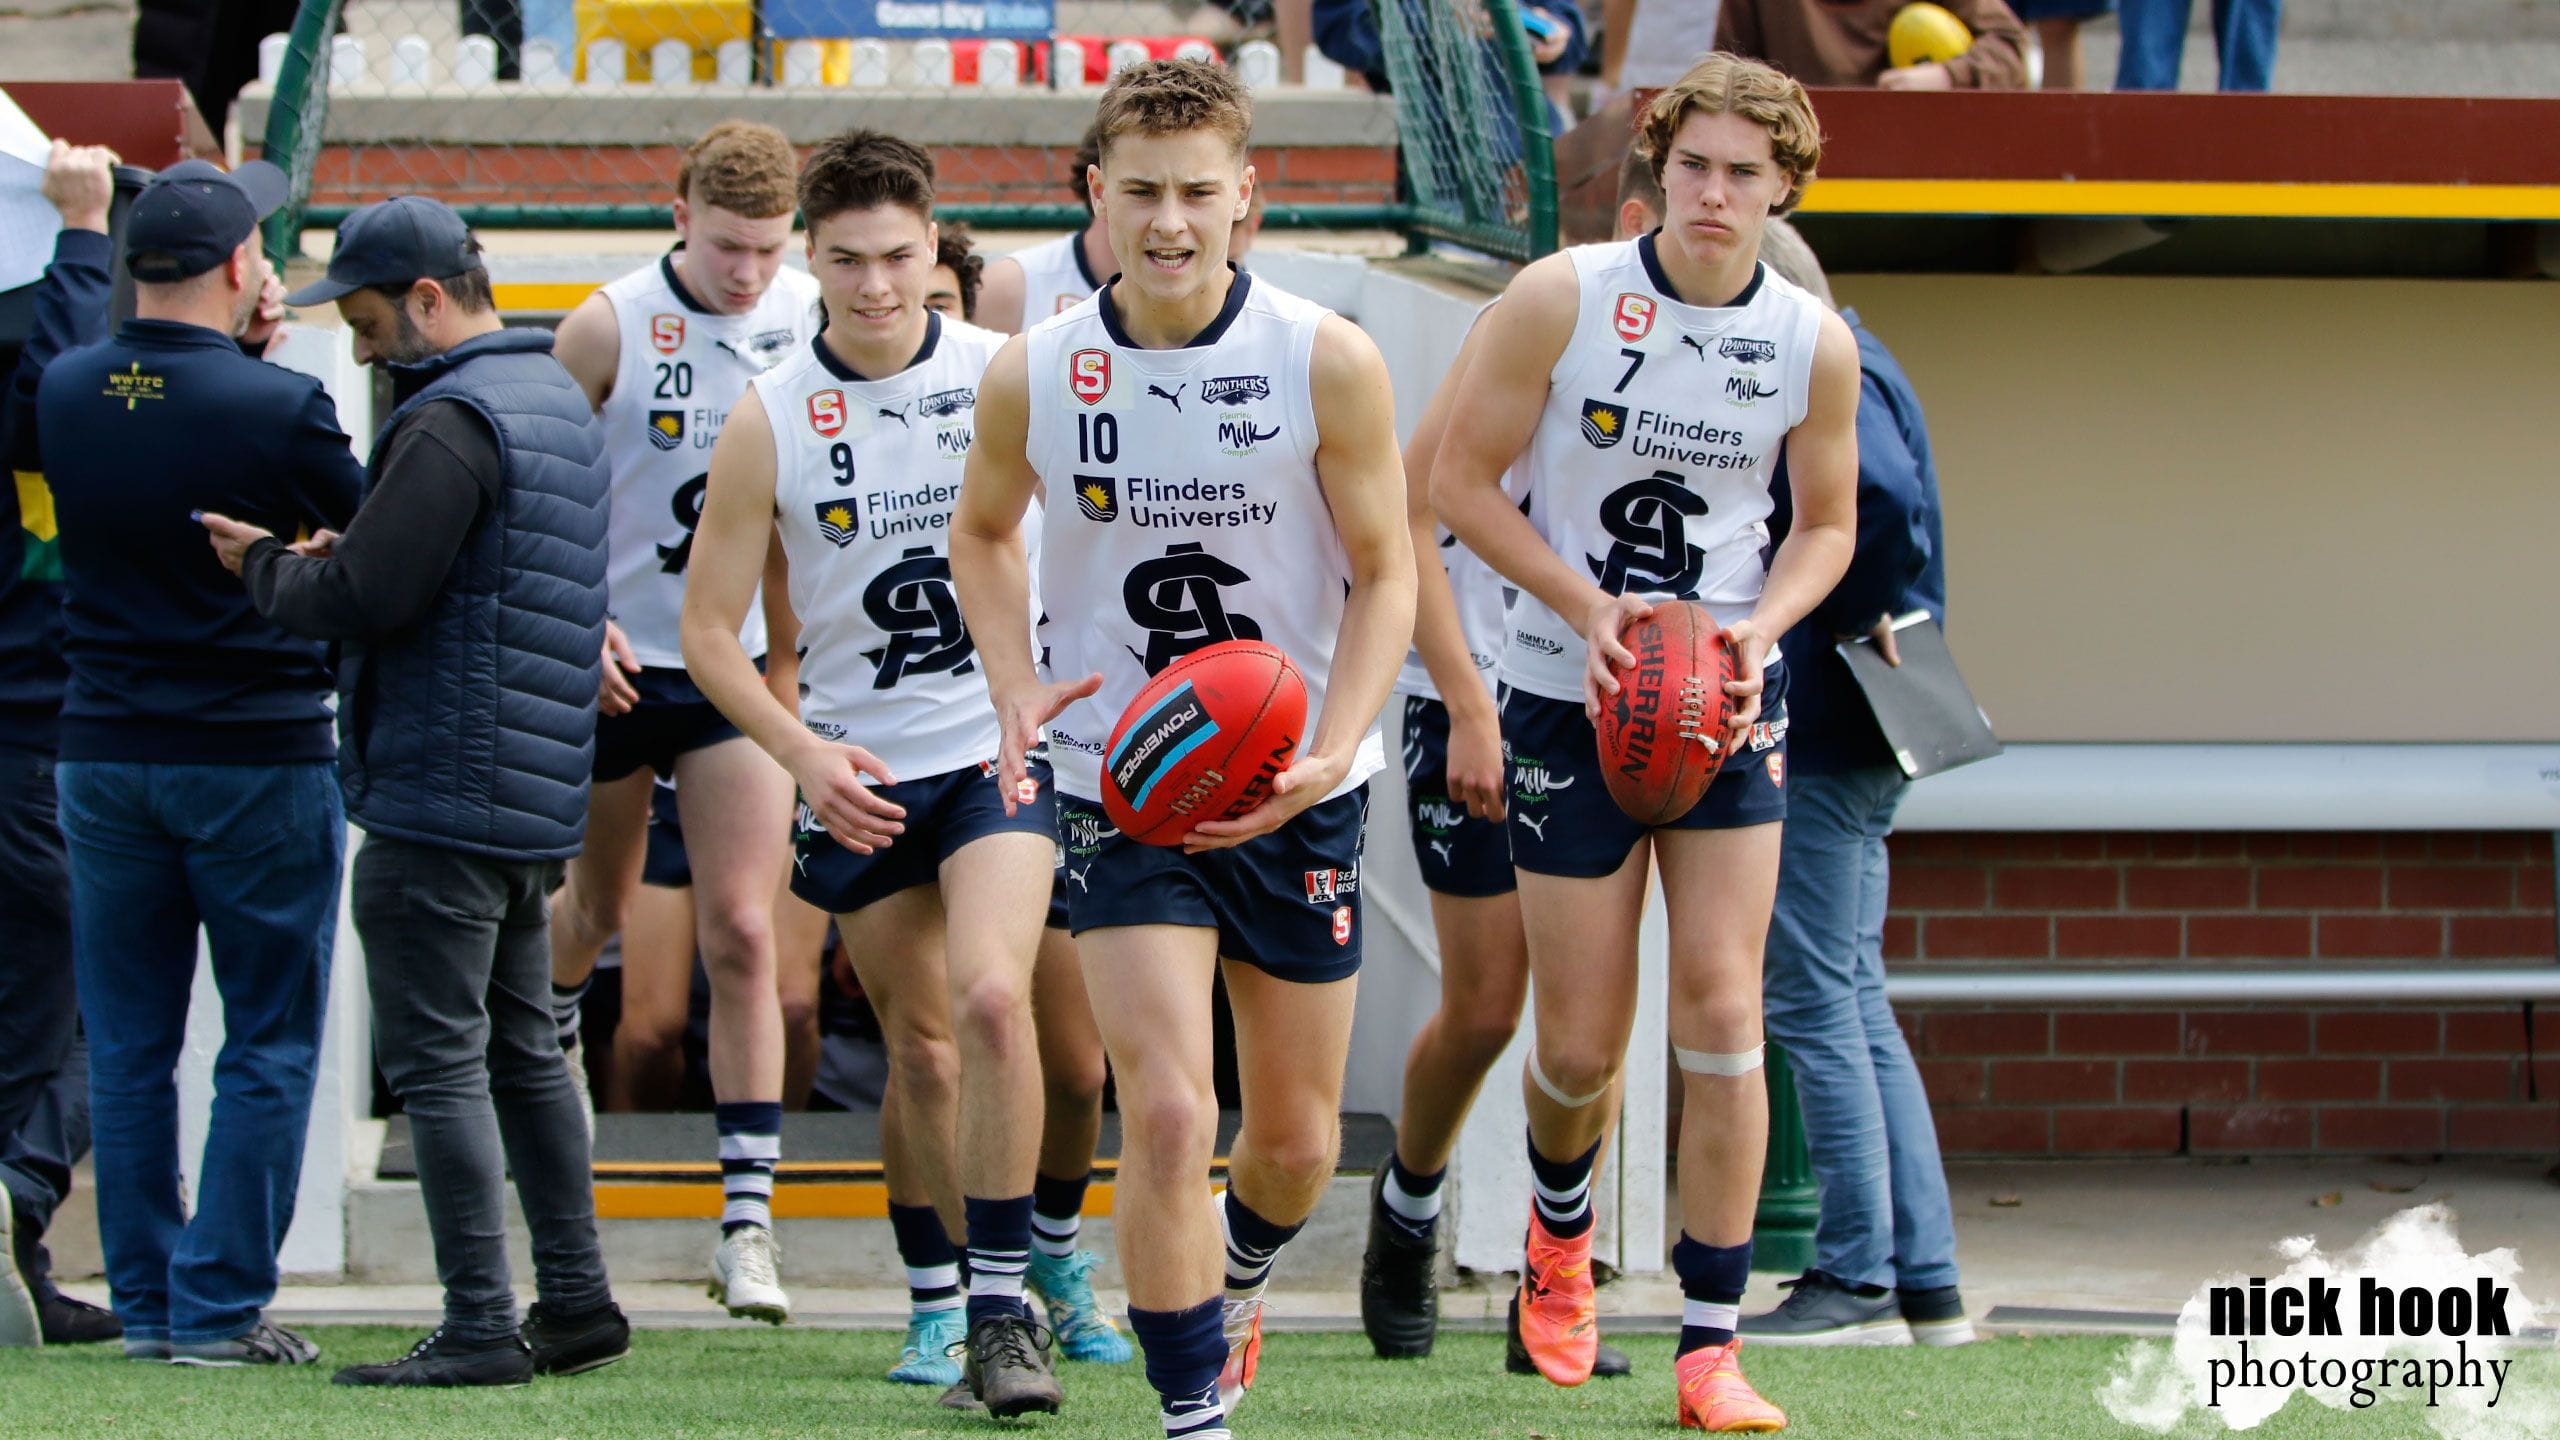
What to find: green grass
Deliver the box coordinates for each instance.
[2,1327,2544,1437]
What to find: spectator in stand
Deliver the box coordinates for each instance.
[1717,0,2028,88]
[1735,219,1975,1349]
[2015,0,2111,88]
[2115,0,2280,92]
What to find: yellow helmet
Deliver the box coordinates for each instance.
[1888,2,1975,68]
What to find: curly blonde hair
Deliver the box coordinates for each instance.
[1635,52,1823,216]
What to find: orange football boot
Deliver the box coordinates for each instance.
[1216,1291,1264,1415]
[1515,1210,1599,1386]
[1676,1339,1786,1432]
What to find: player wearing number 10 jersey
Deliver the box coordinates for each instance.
[1434,54,1861,1433]
[550,121,823,1322]
[953,61,1414,1440]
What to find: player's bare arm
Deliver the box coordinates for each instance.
[1433,254,1649,717]
[951,335,1102,806]
[1189,313,1415,849]
[760,537,801,715]
[1722,308,1858,747]
[680,385,906,852]
[977,255,1029,335]
[1403,315,1506,820]
[553,290,644,712]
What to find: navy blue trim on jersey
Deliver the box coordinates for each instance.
[792,757,1055,915]
[810,309,941,383]
[1402,696,1516,899]
[1501,666,1789,879]
[1070,232,1104,290]
[659,249,716,315]
[1095,267,1253,351]
[1637,231,1763,310]
[1056,787,1369,984]
[593,665,747,782]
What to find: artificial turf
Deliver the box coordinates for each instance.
[1,1326,2541,1437]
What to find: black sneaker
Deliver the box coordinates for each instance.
[1361,1164,1439,1358]
[39,1292,123,1345]
[332,1327,535,1387]
[169,1321,320,1367]
[1504,1292,1633,1378]
[1738,1270,1909,1346]
[963,1312,1063,1418]
[1897,1283,1977,1347]
[524,1300,631,1376]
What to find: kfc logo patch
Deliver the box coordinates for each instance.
[1070,348,1112,406]
[808,389,846,438]
[650,314,685,355]
[1613,293,1656,343]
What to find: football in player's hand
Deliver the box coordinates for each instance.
[1597,600,1735,826]
[1102,640,1307,846]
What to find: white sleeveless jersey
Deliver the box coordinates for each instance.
[598,254,823,667]
[755,314,1030,779]
[1499,237,1824,703]
[1006,232,1105,325]
[1025,271,1386,804]
[1395,302,1518,704]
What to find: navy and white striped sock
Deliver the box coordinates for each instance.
[715,1101,783,1234]
[1219,1187,1302,1294]
[888,1202,962,1317]
[550,976,589,1051]
[1031,1170,1088,1259]
[964,1194,1035,1325]
[1130,1297,1229,1439]
[1673,1233,1754,1353]
[1527,1131,1600,1239]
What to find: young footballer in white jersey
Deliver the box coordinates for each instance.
[977,123,1113,334]
[548,121,823,1321]
[1360,159,1677,1375]
[681,131,1066,1417]
[1434,54,1858,1433]
[952,61,1414,1440]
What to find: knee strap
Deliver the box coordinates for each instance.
[1527,1047,1610,1109]
[1673,1043,1765,1077]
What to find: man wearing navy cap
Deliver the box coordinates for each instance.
[35,157,364,1368]
[201,195,625,1387]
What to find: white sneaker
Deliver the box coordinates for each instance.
[561,1036,594,1143]
[709,1224,790,1324]
[0,1201,39,1349]
[1216,1285,1265,1416]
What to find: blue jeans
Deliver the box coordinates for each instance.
[55,760,343,1345]
[2115,0,2282,92]
[1760,766,1958,1293]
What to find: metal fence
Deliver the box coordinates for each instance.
[249,0,1559,259]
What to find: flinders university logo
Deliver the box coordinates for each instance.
[1074,474,1118,523]
[647,410,683,451]
[814,499,858,548]
[1581,399,1627,449]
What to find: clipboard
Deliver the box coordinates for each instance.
[1835,613,2003,780]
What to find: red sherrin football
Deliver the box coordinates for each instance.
[1596,601,1736,826]
[1101,640,1308,846]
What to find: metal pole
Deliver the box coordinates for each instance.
[1753,1046,1818,1275]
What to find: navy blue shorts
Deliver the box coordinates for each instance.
[1500,666,1789,880]
[1401,696,1515,899]
[1054,788,1370,984]
[791,758,1056,916]
[641,781,690,888]
[594,667,747,783]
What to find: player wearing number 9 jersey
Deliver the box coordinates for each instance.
[680,131,1069,1418]
[549,121,822,1322]
[952,61,1415,1440]
[1433,53,1860,1433]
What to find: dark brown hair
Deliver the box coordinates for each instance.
[1067,120,1103,215]
[934,221,984,319]
[797,130,937,231]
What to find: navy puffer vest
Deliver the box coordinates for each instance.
[340,328,610,860]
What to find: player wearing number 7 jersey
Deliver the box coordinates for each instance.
[952,60,1414,1440]
[549,121,823,1321]
[1433,53,1859,1433]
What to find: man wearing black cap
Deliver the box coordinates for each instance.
[35,157,363,1368]
[199,195,627,1387]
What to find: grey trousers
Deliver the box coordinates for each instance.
[353,834,610,1337]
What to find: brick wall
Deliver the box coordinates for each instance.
[1888,831,2557,1157]
[286,142,1399,213]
